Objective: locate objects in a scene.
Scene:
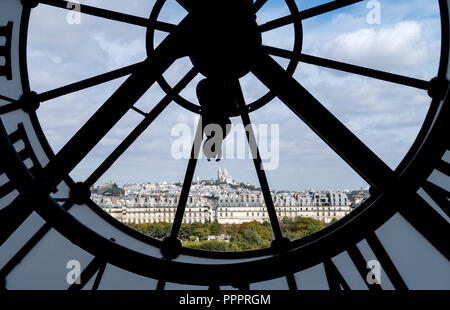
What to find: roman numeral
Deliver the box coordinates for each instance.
[323,259,350,290]
[0,21,13,80]
[0,123,42,246]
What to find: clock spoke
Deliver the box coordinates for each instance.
[259,0,363,33]
[324,258,351,290]
[230,78,284,241]
[84,68,198,188]
[285,273,298,290]
[37,0,177,31]
[0,95,20,115]
[0,94,15,103]
[130,106,147,117]
[0,102,22,115]
[38,62,145,102]
[397,191,450,260]
[252,0,268,13]
[251,52,396,192]
[347,244,382,291]
[366,232,408,290]
[176,0,196,12]
[169,118,203,241]
[264,46,431,90]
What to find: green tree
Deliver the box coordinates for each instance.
[228,241,256,251]
[192,227,209,240]
[129,222,171,239]
[208,221,222,235]
[281,217,294,224]
[184,240,229,251]
[230,221,271,248]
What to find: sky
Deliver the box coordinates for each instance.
[27,0,442,191]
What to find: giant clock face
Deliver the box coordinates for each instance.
[0,0,449,290]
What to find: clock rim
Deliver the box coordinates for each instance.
[4,0,448,284]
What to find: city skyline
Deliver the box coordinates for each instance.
[94,167,370,193]
[93,167,361,225]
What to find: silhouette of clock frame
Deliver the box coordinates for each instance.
[0,0,448,290]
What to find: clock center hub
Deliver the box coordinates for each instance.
[187,0,262,79]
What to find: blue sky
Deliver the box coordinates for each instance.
[27,0,442,191]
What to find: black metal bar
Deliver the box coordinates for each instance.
[264,46,431,90]
[7,126,25,144]
[84,68,198,187]
[17,149,31,162]
[0,94,15,103]
[37,0,177,31]
[232,79,283,240]
[39,62,144,102]
[0,102,21,115]
[156,279,166,291]
[0,21,12,80]
[53,198,68,202]
[421,181,450,218]
[366,232,408,290]
[0,181,15,198]
[259,0,363,32]
[0,122,45,246]
[0,197,33,246]
[323,259,350,290]
[285,273,298,290]
[32,30,182,197]
[252,0,268,13]
[397,192,450,260]
[251,52,395,192]
[169,118,203,239]
[91,262,107,290]
[176,0,195,12]
[130,106,148,118]
[0,224,47,278]
[14,124,41,170]
[436,160,450,176]
[0,201,74,279]
[68,257,104,290]
[347,245,382,291]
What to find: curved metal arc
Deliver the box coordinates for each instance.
[3,0,447,286]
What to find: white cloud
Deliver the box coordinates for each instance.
[320,21,429,69]
[91,32,146,69]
